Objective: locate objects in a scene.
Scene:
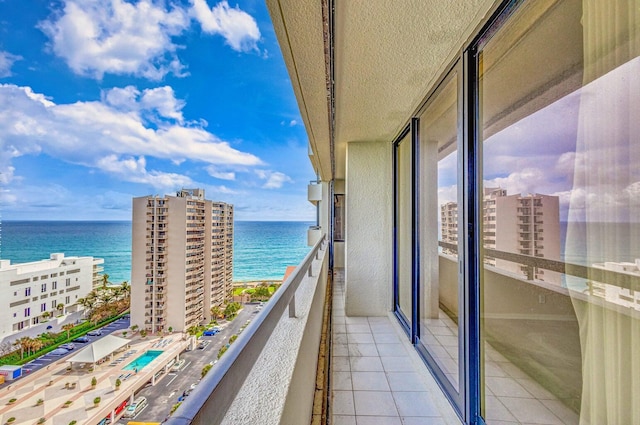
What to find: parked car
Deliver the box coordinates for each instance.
[87,329,102,336]
[198,341,207,349]
[60,343,75,350]
[203,329,218,336]
[123,396,147,418]
[50,348,69,356]
[73,336,90,343]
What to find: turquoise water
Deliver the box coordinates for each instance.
[0,221,313,283]
[123,350,163,371]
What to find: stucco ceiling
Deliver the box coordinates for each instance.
[267,0,497,181]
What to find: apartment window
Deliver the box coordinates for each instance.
[52,281,57,290]
[41,303,46,312]
[41,283,47,293]
[24,307,30,317]
[65,296,70,304]
[25,287,31,297]
[390,1,640,423]
[51,300,56,309]
[475,0,638,423]
[66,278,70,286]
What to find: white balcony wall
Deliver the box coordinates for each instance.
[345,141,393,316]
[219,245,328,425]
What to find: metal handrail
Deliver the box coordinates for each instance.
[168,234,327,425]
[439,241,640,291]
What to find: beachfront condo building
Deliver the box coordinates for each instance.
[0,253,104,337]
[442,188,561,283]
[165,2,640,425]
[131,189,233,334]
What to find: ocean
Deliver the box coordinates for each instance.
[0,221,314,283]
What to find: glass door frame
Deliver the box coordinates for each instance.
[392,123,415,337]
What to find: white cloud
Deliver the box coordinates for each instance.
[205,165,236,180]
[39,0,189,80]
[38,0,262,80]
[191,0,261,52]
[0,51,21,78]
[103,85,185,123]
[0,83,262,187]
[97,154,195,189]
[289,119,297,126]
[255,170,293,189]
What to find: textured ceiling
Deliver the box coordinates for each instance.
[267,0,497,181]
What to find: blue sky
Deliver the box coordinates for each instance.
[0,0,315,221]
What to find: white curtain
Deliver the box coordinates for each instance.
[568,2,640,423]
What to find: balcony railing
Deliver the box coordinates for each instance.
[168,234,327,425]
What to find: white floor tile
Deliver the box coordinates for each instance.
[392,392,440,417]
[352,371,390,391]
[333,390,355,415]
[353,391,399,416]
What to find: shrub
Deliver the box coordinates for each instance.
[37,418,45,424]
[115,378,121,389]
[91,376,97,387]
[201,364,212,378]
[93,397,101,405]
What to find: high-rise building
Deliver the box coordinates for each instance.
[131,189,233,333]
[441,188,561,283]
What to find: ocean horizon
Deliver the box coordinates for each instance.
[0,220,314,283]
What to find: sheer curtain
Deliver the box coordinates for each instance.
[568,2,640,423]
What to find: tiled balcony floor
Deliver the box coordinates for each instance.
[330,270,462,425]
[329,269,579,425]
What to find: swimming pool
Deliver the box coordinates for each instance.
[123,350,163,371]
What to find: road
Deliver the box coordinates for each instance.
[127,304,260,423]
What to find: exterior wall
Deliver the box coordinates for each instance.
[345,141,393,316]
[130,197,148,334]
[0,253,102,337]
[166,196,189,332]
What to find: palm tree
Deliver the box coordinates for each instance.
[31,339,44,356]
[101,273,109,289]
[210,305,222,319]
[13,337,32,359]
[62,323,75,340]
[57,303,65,315]
[99,290,115,305]
[120,281,131,299]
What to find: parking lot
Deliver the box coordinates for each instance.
[126,304,259,423]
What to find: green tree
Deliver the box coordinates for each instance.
[210,305,222,319]
[57,303,65,315]
[101,273,109,288]
[120,281,131,299]
[13,336,32,359]
[229,334,238,344]
[62,323,75,340]
[251,286,270,301]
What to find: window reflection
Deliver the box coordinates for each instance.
[479,0,639,424]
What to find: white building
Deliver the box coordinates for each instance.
[442,188,561,283]
[591,259,640,311]
[0,253,104,336]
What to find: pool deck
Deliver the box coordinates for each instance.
[0,332,189,425]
